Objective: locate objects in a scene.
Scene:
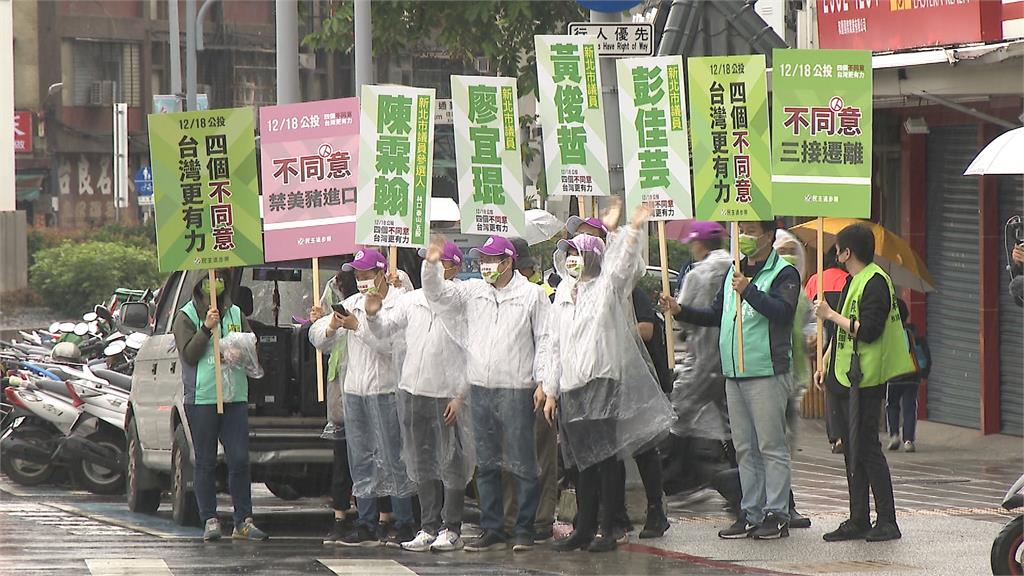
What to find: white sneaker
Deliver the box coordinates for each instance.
[430,528,464,552]
[400,530,436,552]
[903,440,916,453]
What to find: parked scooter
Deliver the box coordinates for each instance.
[0,375,75,487]
[992,473,1024,575]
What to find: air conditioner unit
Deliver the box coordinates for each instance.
[88,80,115,106]
[475,56,491,74]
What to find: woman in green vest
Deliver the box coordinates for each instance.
[172,271,267,542]
[813,224,916,544]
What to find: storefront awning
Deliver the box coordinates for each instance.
[872,40,1024,69]
[15,173,46,203]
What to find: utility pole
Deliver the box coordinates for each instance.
[354,0,372,94]
[0,0,28,292]
[185,0,197,111]
[276,0,300,104]
[590,9,625,203]
[169,0,182,98]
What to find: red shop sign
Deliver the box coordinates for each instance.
[817,0,1003,52]
[14,111,33,153]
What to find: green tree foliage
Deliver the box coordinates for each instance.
[30,241,165,316]
[304,1,586,98]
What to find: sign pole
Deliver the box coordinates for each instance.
[312,257,325,403]
[209,269,224,414]
[657,221,675,371]
[577,195,586,219]
[388,246,398,279]
[816,217,824,366]
[732,222,745,374]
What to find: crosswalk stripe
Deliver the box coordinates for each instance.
[85,559,173,576]
[318,559,418,575]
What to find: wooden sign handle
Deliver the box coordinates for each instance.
[732,223,745,374]
[816,217,825,368]
[313,257,324,403]
[209,269,224,415]
[657,221,675,372]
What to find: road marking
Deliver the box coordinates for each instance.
[318,559,418,575]
[85,559,173,576]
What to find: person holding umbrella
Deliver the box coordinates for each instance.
[813,224,916,543]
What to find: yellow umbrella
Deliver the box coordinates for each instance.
[790,218,936,293]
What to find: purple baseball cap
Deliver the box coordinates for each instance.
[469,235,517,259]
[342,249,388,271]
[557,234,606,256]
[565,215,609,237]
[681,221,726,244]
[417,241,464,265]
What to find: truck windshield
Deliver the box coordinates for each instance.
[240,268,330,326]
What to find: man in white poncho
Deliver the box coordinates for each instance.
[544,200,675,553]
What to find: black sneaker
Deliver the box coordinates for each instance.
[789,509,812,529]
[511,533,534,552]
[587,534,617,553]
[386,524,417,548]
[718,516,757,539]
[339,524,384,547]
[639,504,670,539]
[865,521,902,542]
[534,526,554,544]
[823,519,870,542]
[464,530,507,552]
[551,530,593,552]
[751,512,789,540]
[323,519,352,544]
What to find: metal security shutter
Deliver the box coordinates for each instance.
[926,125,981,429]
[1000,175,1024,435]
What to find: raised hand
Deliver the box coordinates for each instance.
[426,235,446,263]
[629,203,653,230]
[601,196,623,233]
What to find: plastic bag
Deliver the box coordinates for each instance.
[220,332,264,379]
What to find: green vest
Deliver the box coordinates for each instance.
[323,289,347,381]
[833,263,916,389]
[719,251,794,379]
[181,301,247,404]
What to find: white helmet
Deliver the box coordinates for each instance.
[51,342,83,363]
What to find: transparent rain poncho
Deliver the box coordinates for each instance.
[309,285,416,499]
[774,229,814,404]
[546,229,676,471]
[421,258,550,480]
[670,247,733,441]
[364,284,475,491]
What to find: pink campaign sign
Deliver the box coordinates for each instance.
[259,98,360,261]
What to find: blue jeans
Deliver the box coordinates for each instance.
[185,402,252,526]
[725,375,792,525]
[355,494,415,532]
[471,385,540,538]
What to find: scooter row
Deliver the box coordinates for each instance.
[0,308,147,496]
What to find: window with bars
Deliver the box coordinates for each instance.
[70,40,141,107]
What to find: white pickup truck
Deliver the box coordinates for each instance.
[119,263,336,526]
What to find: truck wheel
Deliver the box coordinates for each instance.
[991,515,1024,575]
[126,421,160,513]
[0,426,56,486]
[171,425,200,527]
[69,429,125,495]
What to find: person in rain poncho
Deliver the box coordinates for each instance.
[362,241,473,553]
[308,249,416,547]
[422,234,550,553]
[559,211,670,541]
[308,258,358,544]
[664,221,732,495]
[544,201,675,553]
[660,220,800,541]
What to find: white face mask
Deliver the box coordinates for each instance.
[565,255,584,278]
[356,277,379,295]
[479,262,503,284]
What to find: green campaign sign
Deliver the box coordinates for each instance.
[356,85,435,249]
[148,107,264,273]
[451,75,526,238]
[771,49,872,217]
[687,55,772,222]
[535,35,610,197]
[616,55,693,221]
